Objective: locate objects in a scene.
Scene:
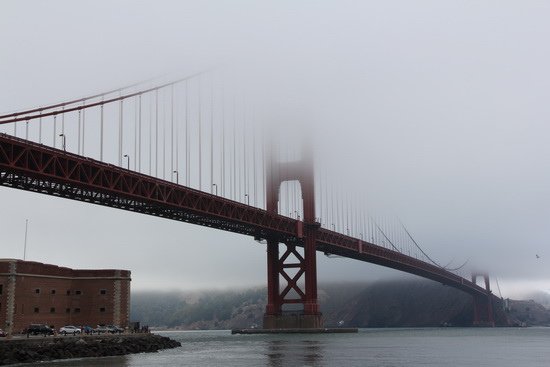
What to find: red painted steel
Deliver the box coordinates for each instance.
[0,133,298,242]
[471,273,495,326]
[0,134,496,325]
[264,144,320,317]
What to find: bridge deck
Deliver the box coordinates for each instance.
[0,133,488,298]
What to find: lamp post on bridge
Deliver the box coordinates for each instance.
[244,193,249,206]
[212,183,217,195]
[58,134,66,152]
[123,154,130,170]
[173,170,179,184]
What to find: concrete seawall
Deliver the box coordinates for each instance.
[0,333,181,365]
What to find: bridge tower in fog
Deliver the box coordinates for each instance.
[263,142,322,329]
[471,273,495,326]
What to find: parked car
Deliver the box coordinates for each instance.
[59,325,81,335]
[25,324,54,336]
[107,325,124,334]
[82,325,95,334]
[0,328,7,337]
[94,325,111,334]
[95,324,124,334]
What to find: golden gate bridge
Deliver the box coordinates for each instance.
[0,71,497,329]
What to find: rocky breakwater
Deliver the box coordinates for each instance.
[0,333,181,365]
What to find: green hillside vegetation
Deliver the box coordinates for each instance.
[130,280,550,329]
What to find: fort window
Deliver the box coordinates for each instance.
[34,307,39,313]
[51,289,56,295]
[100,289,107,295]
[74,308,81,313]
[34,288,40,294]
[75,290,82,295]
[100,307,106,313]
[50,307,55,313]
[66,308,70,313]
[0,284,3,295]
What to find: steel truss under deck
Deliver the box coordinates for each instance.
[0,133,493,303]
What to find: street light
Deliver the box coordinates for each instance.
[244,193,249,206]
[58,134,66,152]
[173,170,179,184]
[212,183,218,195]
[123,154,130,169]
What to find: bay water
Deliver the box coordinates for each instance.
[26,327,550,366]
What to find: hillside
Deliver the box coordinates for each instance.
[130,280,550,329]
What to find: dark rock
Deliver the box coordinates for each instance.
[0,334,181,366]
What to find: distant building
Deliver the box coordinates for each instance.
[0,259,131,335]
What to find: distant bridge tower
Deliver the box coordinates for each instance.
[471,272,495,326]
[263,141,322,329]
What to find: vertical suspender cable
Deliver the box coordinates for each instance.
[243,99,247,202]
[221,86,225,197]
[253,116,257,207]
[119,100,123,166]
[135,96,138,171]
[261,124,265,209]
[174,88,178,181]
[138,94,142,172]
[232,96,236,200]
[320,166,323,225]
[198,77,202,190]
[100,100,104,161]
[163,89,166,179]
[210,76,214,193]
[61,106,65,137]
[77,106,81,154]
[185,80,189,186]
[25,120,29,140]
[53,114,57,148]
[149,93,152,175]
[155,90,158,177]
[39,112,42,143]
[171,85,174,180]
[77,111,81,153]
[220,88,225,197]
[348,192,352,234]
[82,106,86,155]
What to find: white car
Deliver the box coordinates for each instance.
[59,325,81,335]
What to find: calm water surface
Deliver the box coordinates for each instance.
[29,328,550,366]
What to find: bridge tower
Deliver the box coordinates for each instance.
[263,142,323,329]
[471,273,495,326]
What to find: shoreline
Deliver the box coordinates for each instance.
[0,333,180,366]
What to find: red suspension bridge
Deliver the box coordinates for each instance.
[0,71,497,329]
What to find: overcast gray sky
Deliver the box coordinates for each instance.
[1,1,549,298]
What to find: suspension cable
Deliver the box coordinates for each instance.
[398,219,469,271]
[0,71,208,125]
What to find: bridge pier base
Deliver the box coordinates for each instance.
[263,313,323,329]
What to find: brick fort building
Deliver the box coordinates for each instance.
[0,259,131,334]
